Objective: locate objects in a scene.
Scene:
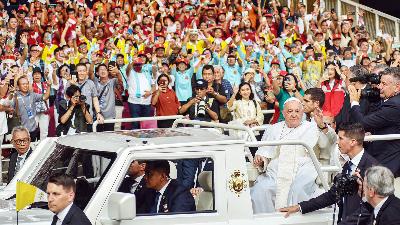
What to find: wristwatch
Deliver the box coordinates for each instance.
[318,122,328,130]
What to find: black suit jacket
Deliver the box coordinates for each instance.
[118,176,156,214]
[299,151,379,222]
[350,94,400,177]
[7,148,32,183]
[374,194,400,225]
[61,203,92,225]
[155,179,195,213]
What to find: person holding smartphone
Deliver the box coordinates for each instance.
[151,74,180,128]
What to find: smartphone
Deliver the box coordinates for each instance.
[187,49,193,54]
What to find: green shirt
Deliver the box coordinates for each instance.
[276,88,304,121]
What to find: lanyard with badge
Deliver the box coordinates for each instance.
[19,93,34,119]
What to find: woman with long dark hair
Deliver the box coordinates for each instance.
[320,62,346,117]
[227,82,263,139]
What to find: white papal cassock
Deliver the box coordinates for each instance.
[250,120,320,213]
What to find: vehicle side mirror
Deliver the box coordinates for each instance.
[108,192,136,220]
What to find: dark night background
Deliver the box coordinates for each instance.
[360,0,400,18]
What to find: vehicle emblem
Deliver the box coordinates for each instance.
[228,170,247,197]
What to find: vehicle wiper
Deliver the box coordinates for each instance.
[6,194,16,200]
[29,201,48,209]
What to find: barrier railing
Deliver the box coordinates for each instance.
[172,119,258,142]
[92,115,184,132]
[326,0,400,40]
[245,140,330,191]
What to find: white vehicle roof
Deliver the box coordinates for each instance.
[56,128,240,152]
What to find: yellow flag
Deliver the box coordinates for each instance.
[16,181,37,212]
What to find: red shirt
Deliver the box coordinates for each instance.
[154,88,180,116]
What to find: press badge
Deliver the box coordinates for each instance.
[27,108,34,119]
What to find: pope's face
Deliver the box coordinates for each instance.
[283,101,303,128]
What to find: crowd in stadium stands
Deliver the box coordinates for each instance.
[1,0,400,222]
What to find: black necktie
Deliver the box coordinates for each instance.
[51,215,58,225]
[150,192,161,213]
[343,161,353,175]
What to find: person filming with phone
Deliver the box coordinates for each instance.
[151,74,180,128]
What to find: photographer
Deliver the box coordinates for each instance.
[349,67,400,177]
[56,85,93,136]
[348,73,381,116]
[280,123,378,224]
[179,79,218,122]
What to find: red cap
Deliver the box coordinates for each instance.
[154,43,165,50]
[176,58,188,65]
[279,70,288,76]
[17,5,29,12]
[332,33,341,40]
[271,59,280,65]
[133,57,144,65]
[315,30,323,35]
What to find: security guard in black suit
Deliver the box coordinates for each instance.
[280,123,379,224]
[118,160,156,214]
[48,174,92,225]
[145,160,195,214]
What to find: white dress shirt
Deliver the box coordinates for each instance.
[55,202,73,225]
[374,196,389,219]
[348,149,364,174]
[130,175,144,193]
[16,150,30,172]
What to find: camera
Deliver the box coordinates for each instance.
[197,100,206,117]
[332,173,359,199]
[367,73,381,84]
[361,86,380,100]
[349,73,381,101]
[79,95,87,102]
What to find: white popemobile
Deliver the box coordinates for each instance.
[0,119,337,225]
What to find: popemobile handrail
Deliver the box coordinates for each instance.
[172,119,258,162]
[92,115,184,132]
[245,140,330,191]
[171,119,258,142]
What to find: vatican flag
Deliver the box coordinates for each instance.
[16,181,47,212]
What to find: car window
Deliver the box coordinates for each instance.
[117,158,215,215]
[30,143,117,210]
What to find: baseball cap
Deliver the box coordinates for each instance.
[195,79,208,89]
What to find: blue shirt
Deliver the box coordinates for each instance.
[221,63,242,87]
[172,66,194,102]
